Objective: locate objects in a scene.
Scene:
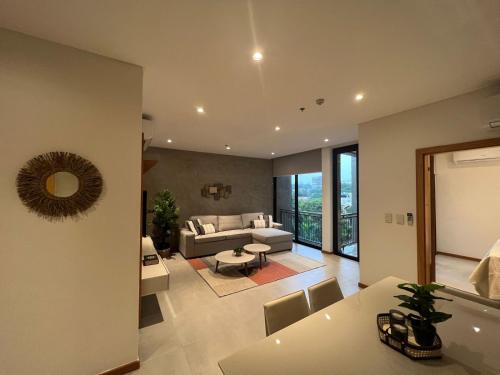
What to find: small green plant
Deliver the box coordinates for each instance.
[233,247,244,256]
[151,190,179,250]
[394,283,452,324]
[395,283,453,346]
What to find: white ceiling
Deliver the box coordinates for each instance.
[1,0,500,158]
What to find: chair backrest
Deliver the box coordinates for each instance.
[307,277,344,313]
[263,290,310,336]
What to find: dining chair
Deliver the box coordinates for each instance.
[307,277,344,313]
[263,290,310,336]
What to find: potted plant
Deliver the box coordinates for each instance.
[150,189,179,253]
[394,283,452,346]
[233,247,244,257]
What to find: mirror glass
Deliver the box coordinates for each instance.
[46,171,79,198]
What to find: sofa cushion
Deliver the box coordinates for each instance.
[252,228,293,244]
[218,215,243,231]
[195,232,227,244]
[241,212,264,228]
[190,215,219,232]
[223,229,253,240]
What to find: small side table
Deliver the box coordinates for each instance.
[244,243,271,269]
[214,250,256,276]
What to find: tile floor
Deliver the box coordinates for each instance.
[435,254,478,294]
[133,243,360,375]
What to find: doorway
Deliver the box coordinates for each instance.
[274,172,323,249]
[416,137,500,285]
[332,145,359,261]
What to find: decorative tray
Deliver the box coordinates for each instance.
[377,313,442,360]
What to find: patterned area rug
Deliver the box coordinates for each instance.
[188,251,325,297]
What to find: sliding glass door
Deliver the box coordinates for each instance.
[333,145,359,260]
[274,173,322,249]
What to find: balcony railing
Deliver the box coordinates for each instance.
[339,212,358,249]
[279,209,322,247]
[279,209,358,249]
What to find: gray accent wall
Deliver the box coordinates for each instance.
[143,148,273,226]
[273,148,322,176]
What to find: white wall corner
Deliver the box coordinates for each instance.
[321,147,333,252]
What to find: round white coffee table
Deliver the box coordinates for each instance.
[244,243,271,269]
[214,250,255,276]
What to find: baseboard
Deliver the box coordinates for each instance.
[358,282,368,289]
[436,251,480,262]
[98,360,140,375]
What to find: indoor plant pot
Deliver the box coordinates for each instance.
[394,283,452,347]
[407,313,437,346]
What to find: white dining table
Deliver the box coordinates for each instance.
[218,276,500,375]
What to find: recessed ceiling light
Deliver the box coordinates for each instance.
[225,145,231,150]
[355,93,364,102]
[324,138,329,142]
[274,126,281,131]
[252,51,263,62]
[271,152,275,155]
[196,106,205,114]
[167,139,172,143]
[473,326,481,333]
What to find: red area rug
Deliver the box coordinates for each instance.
[188,251,324,297]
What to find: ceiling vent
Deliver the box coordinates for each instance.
[453,147,500,164]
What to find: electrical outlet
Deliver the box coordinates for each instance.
[396,214,405,225]
[384,213,393,223]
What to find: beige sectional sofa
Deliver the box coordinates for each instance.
[179,212,293,258]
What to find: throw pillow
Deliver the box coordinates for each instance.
[258,214,273,228]
[202,223,216,234]
[252,219,266,228]
[194,218,205,234]
[186,220,199,235]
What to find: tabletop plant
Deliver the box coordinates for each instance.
[394,283,452,346]
[233,247,244,257]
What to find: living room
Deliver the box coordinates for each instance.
[1,2,500,375]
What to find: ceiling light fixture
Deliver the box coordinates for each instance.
[271,152,275,155]
[225,145,231,150]
[196,106,205,114]
[324,138,329,142]
[167,139,172,143]
[274,126,281,131]
[252,51,263,62]
[355,93,364,102]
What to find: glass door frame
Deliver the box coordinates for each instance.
[332,144,360,261]
[273,174,322,250]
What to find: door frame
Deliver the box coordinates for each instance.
[416,137,500,284]
[332,144,359,261]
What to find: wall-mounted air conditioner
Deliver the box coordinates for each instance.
[481,93,500,129]
[453,147,500,164]
[142,116,153,151]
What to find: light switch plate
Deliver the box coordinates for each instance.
[396,214,405,225]
[384,213,393,223]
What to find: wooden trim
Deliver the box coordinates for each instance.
[436,251,481,262]
[416,137,500,285]
[358,282,368,289]
[98,360,140,375]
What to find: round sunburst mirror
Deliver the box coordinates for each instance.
[16,151,103,221]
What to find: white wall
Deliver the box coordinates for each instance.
[0,29,142,374]
[434,152,500,259]
[359,87,500,286]
[321,147,333,252]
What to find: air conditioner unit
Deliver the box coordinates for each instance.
[142,117,153,151]
[480,93,500,129]
[453,147,500,164]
